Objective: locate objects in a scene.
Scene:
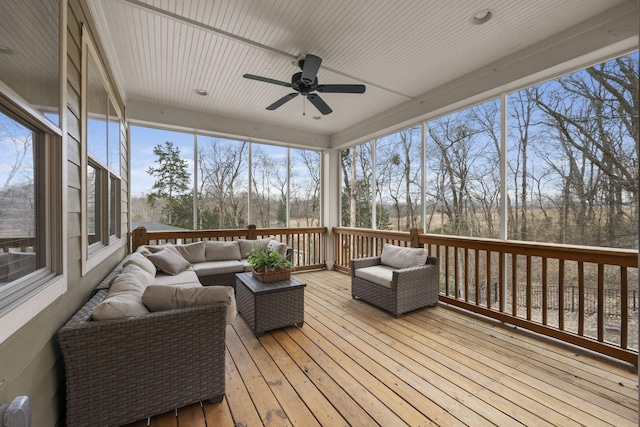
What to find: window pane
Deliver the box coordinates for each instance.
[251,144,287,228]
[0,0,60,126]
[376,126,422,231]
[341,142,373,228]
[0,111,39,283]
[290,149,320,227]
[508,54,638,249]
[108,100,120,174]
[87,163,101,245]
[87,56,107,165]
[425,99,501,237]
[130,126,194,230]
[197,135,248,229]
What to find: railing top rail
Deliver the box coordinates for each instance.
[137,228,249,240]
[256,227,328,235]
[419,233,638,267]
[332,227,411,241]
[136,226,327,238]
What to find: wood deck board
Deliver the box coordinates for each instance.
[313,273,572,426]
[131,270,638,427]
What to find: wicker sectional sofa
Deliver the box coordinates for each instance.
[57,237,287,427]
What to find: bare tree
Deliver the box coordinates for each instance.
[198,138,248,228]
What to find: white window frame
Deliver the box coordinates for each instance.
[0,82,66,343]
[81,28,122,275]
[0,0,66,344]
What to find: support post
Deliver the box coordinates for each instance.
[247,224,257,240]
[410,227,423,248]
[131,226,147,251]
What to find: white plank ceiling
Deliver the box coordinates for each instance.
[86,0,637,147]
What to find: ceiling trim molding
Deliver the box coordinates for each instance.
[127,100,331,149]
[331,0,639,148]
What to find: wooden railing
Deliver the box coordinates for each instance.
[132,225,327,271]
[0,237,36,252]
[333,227,639,365]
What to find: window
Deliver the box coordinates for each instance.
[0,99,64,318]
[129,126,195,230]
[425,99,501,238]
[0,0,64,340]
[251,144,287,228]
[197,135,248,229]
[341,142,373,228]
[82,30,122,272]
[507,54,638,249]
[376,126,422,231]
[290,149,321,227]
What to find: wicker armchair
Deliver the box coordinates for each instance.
[57,289,227,427]
[351,251,439,318]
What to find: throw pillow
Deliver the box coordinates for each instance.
[174,241,206,263]
[205,240,242,261]
[380,244,428,269]
[146,247,191,275]
[92,265,153,320]
[123,252,157,276]
[267,240,288,257]
[142,285,237,324]
[238,238,272,258]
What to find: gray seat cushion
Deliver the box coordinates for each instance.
[354,265,398,288]
[154,267,201,288]
[193,260,244,276]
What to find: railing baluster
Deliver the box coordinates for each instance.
[621,267,628,349]
[464,248,469,303]
[486,250,492,310]
[511,254,517,317]
[526,256,532,321]
[597,263,604,342]
[542,257,548,326]
[578,261,585,336]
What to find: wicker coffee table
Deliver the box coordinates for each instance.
[235,272,306,337]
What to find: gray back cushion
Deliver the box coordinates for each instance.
[380,244,427,269]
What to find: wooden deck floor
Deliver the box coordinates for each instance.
[126,270,638,427]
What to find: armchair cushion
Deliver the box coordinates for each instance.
[354,265,396,288]
[380,244,427,269]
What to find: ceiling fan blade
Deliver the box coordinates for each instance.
[301,54,322,85]
[243,74,292,88]
[317,84,366,94]
[307,93,332,115]
[266,93,299,110]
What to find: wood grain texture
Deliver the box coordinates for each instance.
[129,270,637,427]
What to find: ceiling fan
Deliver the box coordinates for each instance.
[243,54,366,115]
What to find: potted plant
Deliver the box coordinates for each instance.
[247,246,293,282]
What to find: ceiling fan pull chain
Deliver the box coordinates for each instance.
[303,97,306,116]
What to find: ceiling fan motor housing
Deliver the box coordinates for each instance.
[291,72,317,96]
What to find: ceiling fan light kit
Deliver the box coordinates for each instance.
[243,54,366,115]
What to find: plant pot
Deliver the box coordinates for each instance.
[251,268,292,283]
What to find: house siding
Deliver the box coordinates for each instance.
[0,1,129,425]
